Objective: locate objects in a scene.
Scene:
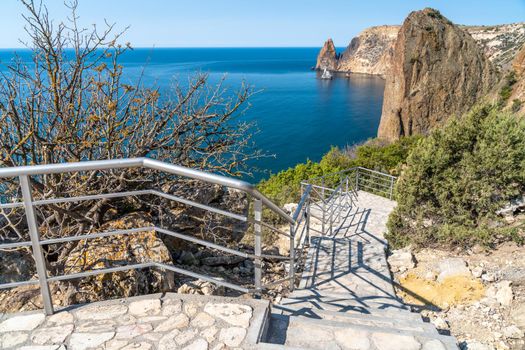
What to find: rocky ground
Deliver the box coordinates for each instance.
[388,242,525,350]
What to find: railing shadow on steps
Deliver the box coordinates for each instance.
[0,158,313,315]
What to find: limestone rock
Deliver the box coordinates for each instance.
[315,39,338,71]
[510,303,525,329]
[69,332,115,350]
[494,281,513,306]
[422,339,447,350]
[128,298,161,316]
[219,327,247,347]
[31,324,74,344]
[436,257,471,282]
[378,8,498,141]
[204,303,252,328]
[177,280,225,296]
[182,338,208,350]
[388,247,416,272]
[0,313,45,332]
[503,325,524,339]
[0,332,29,348]
[338,25,400,77]
[201,255,244,266]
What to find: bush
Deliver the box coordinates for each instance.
[258,136,421,207]
[499,71,518,105]
[386,105,525,248]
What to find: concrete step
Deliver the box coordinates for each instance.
[273,301,420,322]
[272,304,426,328]
[284,315,458,350]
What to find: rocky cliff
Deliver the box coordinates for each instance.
[315,38,338,71]
[337,26,400,77]
[318,22,525,76]
[504,44,525,113]
[377,8,498,140]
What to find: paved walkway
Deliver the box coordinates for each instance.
[266,191,460,350]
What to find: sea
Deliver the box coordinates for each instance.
[0,48,385,182]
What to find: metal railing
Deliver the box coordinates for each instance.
[0,158,304,315]
[303,167,397,200]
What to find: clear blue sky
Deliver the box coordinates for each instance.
[0,0,524,48]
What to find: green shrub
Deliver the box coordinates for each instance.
[511,99,523,113]
[499,71,518,105]
[386,105,525,248]
[258,136,421,207]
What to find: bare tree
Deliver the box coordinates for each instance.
[0,0,261,249]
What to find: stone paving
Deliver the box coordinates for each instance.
[266,191,460,350]
[0,293,269,350]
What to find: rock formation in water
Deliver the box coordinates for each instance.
[377,8,498,141]
[337,25,400,77]
[315,38,338,71]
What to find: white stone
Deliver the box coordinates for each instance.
[503,325,524,339]
[176,329,198,346]
[0,313,45,332]
[18,346,62,350]
[1,332,29,348]
[204,303,252,328]
[431,317,449,330]
[158,330,181,350]
[334,328,371,349]
[219,327,246,347]
[31,324,74,345]
[69,332,115,350]
[371,332,421,350]
[436,258,471,282]
[162,300,182,316]
[464,341,494,350]
[183,302,200,317]
[115,323,153,339]
[182,338,208,350]
[104,339,129,350]
[154,313,190,332]
[210,343,226,350]
[75,304,128,320]
[191,312,216,328]
[121,342,153,350]
[482,273,497,282]
[46,311,74,325]
[76,320,116,332]
[200,326,218,343]
[388,248,415,273]
[495,281,513,306]
[128,299,161,316]
[422,339,447,350]
[471,266,484,278]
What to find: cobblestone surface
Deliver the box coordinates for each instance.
[0,293,268,350]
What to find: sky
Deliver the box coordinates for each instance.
[0,0,524,48]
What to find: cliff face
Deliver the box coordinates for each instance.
[466,23,525,70]
[337,26,400,77]
[506,44,525,112]
[318,23,525,76]
[377,8,498,141]
[315,39,338,71]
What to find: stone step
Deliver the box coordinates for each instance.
[284,315,459,350]
[273,301,420,322]
[272,304,426,328]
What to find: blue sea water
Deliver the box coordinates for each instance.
[0,48,385,181]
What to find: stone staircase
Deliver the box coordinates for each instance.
[259,191,459,350]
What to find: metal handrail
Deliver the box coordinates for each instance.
[0,157,296,315]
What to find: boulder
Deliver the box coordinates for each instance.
[177,279,225,296]
[201,256,245,267]
[388,247,416,273]
[436,258,471,282]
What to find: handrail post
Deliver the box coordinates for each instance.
[355,168,359,192]
[306,195,311,246]
[19,175,54,315]
[389,176,394,200]
[321,179,325,235]
[289,221,295,291]
[253,198,263,297]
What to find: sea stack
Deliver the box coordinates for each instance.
[377,8,498,141]
[315,38,338,71]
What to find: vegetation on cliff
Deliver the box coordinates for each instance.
[258,136,421,207]
[387,105,525,248]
